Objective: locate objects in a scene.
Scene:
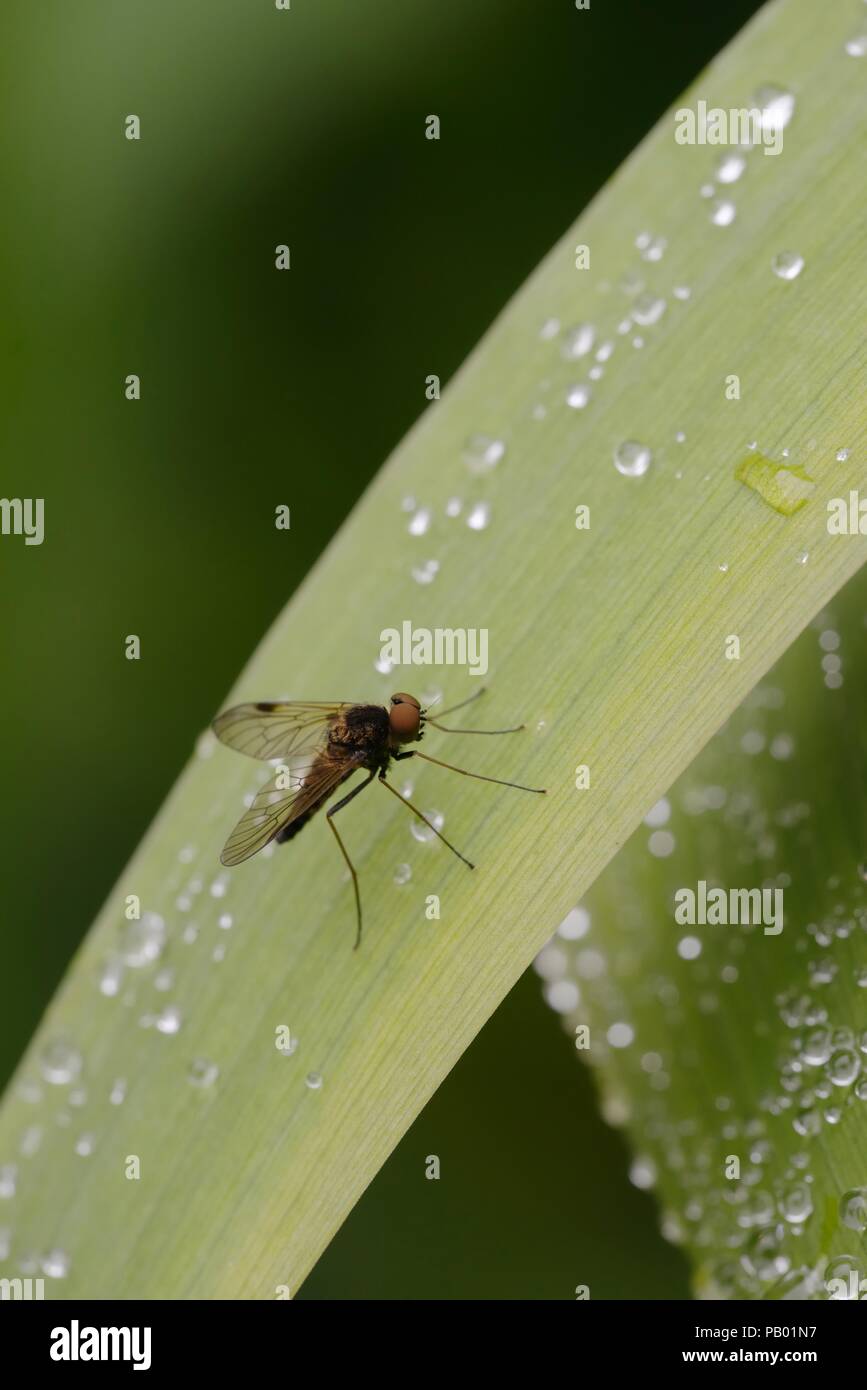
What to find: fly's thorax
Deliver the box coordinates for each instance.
[328,703,390,754]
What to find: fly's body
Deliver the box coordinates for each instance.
[275,705,392,845]
[212,689,544,947]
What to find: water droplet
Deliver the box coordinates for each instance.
[561,323,596,359]
[539,317,560,340]
[119,912,166,968]
[196,730,216,760]
[607,1022,635,1048]
[466,502,491,531]
[631,294,666,326]
[754,85,796,133]
[678,936,702,961]
[839,1187,867,1233]
[375,654,394,675]
[845,31,867,57]
[771,250,804,281]
[675,430,686,443]
[795,550,809,566]
[673,285,691,301]
[629,1156,657,1190]
[644,798,671,828]
[0,1165,17,1199]
[836,448,850,462]
[566,383,591,410]
[411,558,440,585]
[463,436,505,474]
[75,1132,96,1157]
[639,235,667,263]
[792,1108,821,1137]
[779,1182,813,1223]
[408,507,432,537]
[715,152,746,184]
[393,862,412,886]
[400,495,416,513]
[545,979,580,1014]
[110,1078,127,1106]
[445,496,462,517]
[411,809,444,844]
[42,1249,70,1279]
[710,198,737,227]
[188,1059,219,1089]
[155,1006,182,1036]
[801,1023,831,1067]
[557,906,590,940]
[614,440,652,478]
[595,340,614,362]
[534,943,566,981]
[305,1071,323,1091]
[99,956,124,997]
[770,734,794,760]
[825,1254,862,1298]
[19,1126,42,1157]
[40,1040,82,1087]
[576,948,606,980]
[826,1048,860,1087]
[649,829,676,857]
[741,729,765,755]
[718,562,729,574]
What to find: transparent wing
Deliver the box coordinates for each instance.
[219,753,355,866]
[212,701,355,762]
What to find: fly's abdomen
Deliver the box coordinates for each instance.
[275,762,357,844]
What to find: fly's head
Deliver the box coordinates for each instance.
[388,692,425,747]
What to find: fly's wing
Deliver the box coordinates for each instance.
[212,701,355,762]
[219,752,354,866]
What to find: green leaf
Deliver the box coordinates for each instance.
[1,0,864,1296]
[556,564,867,1298]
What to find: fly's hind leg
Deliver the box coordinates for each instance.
[327,769,377,949]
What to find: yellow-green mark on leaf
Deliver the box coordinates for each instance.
[735,453,816,516]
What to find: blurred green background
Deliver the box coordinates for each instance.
[0,0,767,1297]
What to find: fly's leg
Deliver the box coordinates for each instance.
[395,749,546,795]
[425,687,526,735]
[327,769,377,949]
[379,772,475,869]
[432,688,488,719]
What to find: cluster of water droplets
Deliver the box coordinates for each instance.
[533,579,867,1297]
